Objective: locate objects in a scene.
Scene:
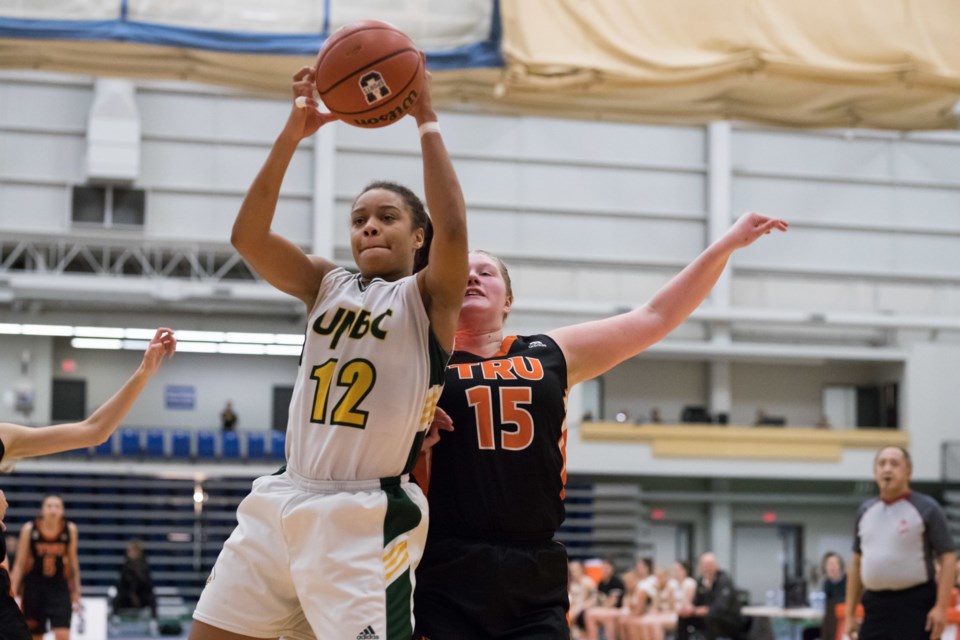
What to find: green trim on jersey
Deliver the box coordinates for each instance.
[427,329,449,387]
[401,431,426,476]
[385,567,413,640]
[381,482,420,640]
[381,481,421,544]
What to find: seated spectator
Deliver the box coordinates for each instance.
[583,559,629,640]
[569,560,598,640]
[623,567,680,640]
[616,560,656,639]
[648,408,662,424]
[113,540,158,629]
[672,560,697,607]
[677,552,743,640]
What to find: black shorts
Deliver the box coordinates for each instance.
[859,581,937,640]
[22,578,72,632]
[413,536,569,640]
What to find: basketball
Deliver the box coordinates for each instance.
[315,20,425,129]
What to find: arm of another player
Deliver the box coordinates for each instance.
[844,553,864,639]
[0,328,175,460]
[928,550,957,639]
[68,522,81,608]
[231,66,339,309]
[549,212,787,387]
[413,55,469,351]
[9,521,32,597]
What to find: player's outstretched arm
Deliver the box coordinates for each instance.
[413,55,469,351]
[231,66,339,309]
[549,212,788,387]
[0,328,176,460]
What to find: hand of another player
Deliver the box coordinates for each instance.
[844,616,859,640]
[410,52,437,126]
[926,605,946,639]
[0,489,7,524]
[721,212,788,251]
[286,66,337,141]
[421,406,454,452]
[139,328,176,376]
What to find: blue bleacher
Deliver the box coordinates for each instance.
[145,430,165,458]
[92,436,114,457]
[172,431,191,459]
[197,431,216,459]
[270,431,286,460]
[222,432,240,460]
[120,429,142,457]
[246,432,265,460]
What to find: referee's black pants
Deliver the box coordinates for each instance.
[859,581,937,640]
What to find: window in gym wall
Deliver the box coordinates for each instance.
[71,185,145,228]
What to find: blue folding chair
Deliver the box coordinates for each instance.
[145,430,165,458]
[120,429,142,457]
[172,431,191,459]
[246,432,266,460]
[197,431,216,459]
[270,431,286,460]
[222,432,240,460]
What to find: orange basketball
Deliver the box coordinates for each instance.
[315,20,425,129]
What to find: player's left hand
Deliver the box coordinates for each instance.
[422,406,454,452]
[925,605,946,639]
[722,212,788,251]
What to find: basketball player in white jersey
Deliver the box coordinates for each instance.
[190,60,468,640]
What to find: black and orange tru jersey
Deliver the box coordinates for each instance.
[418,334,568,542]
[27,519,72,581]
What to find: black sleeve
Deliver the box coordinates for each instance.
[708,574,742,625]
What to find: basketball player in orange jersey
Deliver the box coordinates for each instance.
[190,58,467,640]
[0,328,175,640]
[10,496,78,640]
[413,212,788,639]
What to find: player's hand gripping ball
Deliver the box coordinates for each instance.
[314,20,425,128]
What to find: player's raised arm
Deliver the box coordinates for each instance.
[231,66,339,309]
[412,57,469,351]
[550,212,788,387]
[0,328,176,460]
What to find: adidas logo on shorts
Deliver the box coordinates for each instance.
[356,625,380,640]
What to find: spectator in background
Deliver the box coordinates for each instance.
[821,552,847,640]
[624,567,681,640]
[583,559,628,640]
[677,552,743,640]
[816,415,832,429]
[220,401,237,432]
[648,408,662,424]
[569,561,598,640]
[754,408,769,426]
[673,560,698,608]
[113,539,158,633]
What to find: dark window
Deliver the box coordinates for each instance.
[71,185,146,228]
[71,186,107,224]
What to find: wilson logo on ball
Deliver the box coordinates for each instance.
[359,71,391,104]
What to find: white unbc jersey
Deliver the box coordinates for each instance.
[286,268,446,481]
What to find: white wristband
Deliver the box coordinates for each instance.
[418,121,441,138]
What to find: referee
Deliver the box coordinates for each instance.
[845,446,957,640]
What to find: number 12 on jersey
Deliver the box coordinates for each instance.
[310,358,377,429]
[466,385,534,451]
